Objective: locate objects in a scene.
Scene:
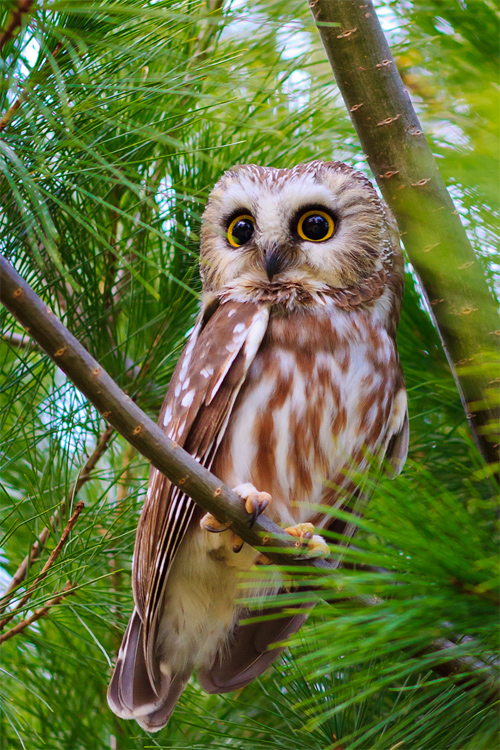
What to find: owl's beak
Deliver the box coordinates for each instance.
[263,246,286,281]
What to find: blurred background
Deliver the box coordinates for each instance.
[0,1,498,748]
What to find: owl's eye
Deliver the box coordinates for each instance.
[297,210,335,242]
[227,215,255,247]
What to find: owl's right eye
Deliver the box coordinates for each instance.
[227,215,255,247]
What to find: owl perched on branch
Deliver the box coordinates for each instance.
[108,161,408,731]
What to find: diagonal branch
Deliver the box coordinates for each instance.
[0,501,84,631]
[0,254,497,700]
[0,255,326,571]
[309,0,499,473]
[0,581,73,644]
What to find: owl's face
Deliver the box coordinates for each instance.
[200,161,396,299]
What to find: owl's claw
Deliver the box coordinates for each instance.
[232,483,271,528]
[231,533,244,553]
[284,523,330,558]
[200,513,230,533]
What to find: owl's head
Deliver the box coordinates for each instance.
[200,160,401,307]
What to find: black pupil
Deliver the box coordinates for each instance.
[231,219,254,245]
[302,214,329,240]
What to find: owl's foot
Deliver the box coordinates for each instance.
[284,523,330,558]
[233,483,272,527]
[231,533,244,553]
[200,513,231,533]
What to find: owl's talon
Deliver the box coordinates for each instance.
[231,533,244,553]
[200,513,230,533]
[284,523,329,558]
[255,553,271,565]
[232,483,271,528]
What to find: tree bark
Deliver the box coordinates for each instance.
[309,0,499,472]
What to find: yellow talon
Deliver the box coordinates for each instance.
[284,523,329,558]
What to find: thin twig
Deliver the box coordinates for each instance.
[0,425,114,612]
[0,581,73,644]
[0,0,33,51]
[0,255,497,700]
[0,41,62,134]
[0,501,84,631]
[1,331,35,348]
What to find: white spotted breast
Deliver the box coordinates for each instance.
[212,306,400,527]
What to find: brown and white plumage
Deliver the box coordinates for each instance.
[107,160,408,731]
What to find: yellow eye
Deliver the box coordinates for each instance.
[297,210,335,242]
[227,215,255,247]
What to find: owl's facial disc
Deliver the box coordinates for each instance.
[200,161,391,298]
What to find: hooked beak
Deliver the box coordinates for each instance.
[263,245,287,281]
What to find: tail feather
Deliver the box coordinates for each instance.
[108,607,187,731]
[197,598,314,694]
[108,608,161,718]
[135,672,190,733]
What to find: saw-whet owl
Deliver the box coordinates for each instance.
[108,160,408,731]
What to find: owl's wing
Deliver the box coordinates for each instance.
[383,374,409,479]
[132,299,270,685]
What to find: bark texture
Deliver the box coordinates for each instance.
[309,0,499,471]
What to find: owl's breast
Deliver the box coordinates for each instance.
[212,306,398,526]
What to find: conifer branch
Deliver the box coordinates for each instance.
[0,0,33,51]
[0,254,497,699]
[0,581,73,644]
[0,501,84,631]
[309,0,499,473]
[0,425,114,612]
[0,41,62,133]
[0,254,334,571]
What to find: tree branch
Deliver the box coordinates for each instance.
[0,501,84,631]
[0,254,497,700]
[0,41,63,134]
[0,0,33,52]
[309,0,499,473]
[0,581,73,644]
[0,254,334,571]
[0,425,114,612]
[2,330,35,348]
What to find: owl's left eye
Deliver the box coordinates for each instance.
[227,215,255,247]
[297,210,335,242]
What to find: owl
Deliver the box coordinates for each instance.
[107,160,408,732]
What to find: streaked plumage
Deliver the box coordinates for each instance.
[108,160,408,731]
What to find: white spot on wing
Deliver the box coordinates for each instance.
[181,390,195,408]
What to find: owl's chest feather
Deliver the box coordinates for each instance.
[213,307,397,526]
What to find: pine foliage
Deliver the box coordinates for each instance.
[0,1,498,748]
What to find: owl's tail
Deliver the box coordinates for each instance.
[198,596,314,694]
[107,607,190,733]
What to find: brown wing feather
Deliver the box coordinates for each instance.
[132,299,270,685]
